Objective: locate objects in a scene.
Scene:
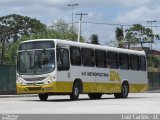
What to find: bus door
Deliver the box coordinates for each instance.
[56,45,71,92]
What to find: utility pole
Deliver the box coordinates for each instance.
[76,13,88,42]
[68,4,79,40]
[147,20,157,51]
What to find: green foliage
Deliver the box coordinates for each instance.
[147,55,160,72]
[52,19,84,42]
[0,14,46,42]
[0,14,46,64]
[125,24,154,47]
[90,34,99,45]
[5,36,30,64]
[4,18,85,64]
[115,27,124,48]
[115,24,160,49]
[126,24,154,43]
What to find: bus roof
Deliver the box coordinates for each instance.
[20,39,146,55]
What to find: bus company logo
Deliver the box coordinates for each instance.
[82,72,109,77]
[109,70,121,82]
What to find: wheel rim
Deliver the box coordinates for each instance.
[74,87,79,97]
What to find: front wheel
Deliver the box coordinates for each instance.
[38,93,48,101]
[70,82,80,101]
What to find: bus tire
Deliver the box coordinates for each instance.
[121,82,129,98]
[88,93,102,99]
[38,93,48,101]
[70,82,80,101]
[114,82,129,99]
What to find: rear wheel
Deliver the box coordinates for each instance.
[121,83,129,98]
[88,93,102,99]
[38,93,48,101]
[114,82,129,99]
[70,82,80,101]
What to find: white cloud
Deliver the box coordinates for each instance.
[114,5,160,27]
[114,6,150,24]
[0,0,160,45]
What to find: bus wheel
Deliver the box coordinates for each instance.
[70,82,80,101]
[38,93,48,101]
[114,82,129,99]
[121,82,129,98]
[88,93,102,99]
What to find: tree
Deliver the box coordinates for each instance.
[125,24,154,49]
[90,34,99,45]
[115,27,124,48]
[52,19,84,42]
[0,14,46,64]
[0,14,46,43]
[53,19,68,34]
[6,19,86,64]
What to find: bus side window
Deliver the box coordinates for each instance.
[140,56,146,71]
[95,50,106,68]
[107,51,119,69]
[57,47,70,71]
[70,46,81,66]
[130,55,140,71]
[82,48,95,67]
[119,53,129,70]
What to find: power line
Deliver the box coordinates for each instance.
[48,21,160,28]
[74,21,160,28]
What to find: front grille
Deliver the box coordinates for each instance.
[26,82,44,86]
[27,87,42,91]
[24,77,46,81]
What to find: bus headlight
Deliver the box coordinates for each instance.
[44,75,55,85]
[17,77,25,85]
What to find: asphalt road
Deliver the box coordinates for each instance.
[0,93,160,114]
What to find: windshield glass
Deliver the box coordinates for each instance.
[17,49,55,75]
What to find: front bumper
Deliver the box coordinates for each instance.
[16,81,73,94]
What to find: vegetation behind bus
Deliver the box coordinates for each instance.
[0,14,159,72]
[115,24,160,72]
[0,14,84,64]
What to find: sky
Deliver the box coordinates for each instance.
[1,0,160,50]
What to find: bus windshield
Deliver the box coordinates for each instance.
[17,49,55,75]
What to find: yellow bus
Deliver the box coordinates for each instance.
[16,39,148,101]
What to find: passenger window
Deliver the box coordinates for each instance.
[70,46,81,66]
[130,55,140,70]
[119,53,129,70]
[107,51,119,69]
[95,50,106,68]
[82,48,95,67]
[140,56,146,71]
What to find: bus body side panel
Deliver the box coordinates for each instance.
[71,66,97,93]
[119,70,148,93]
[94,68,122,93]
